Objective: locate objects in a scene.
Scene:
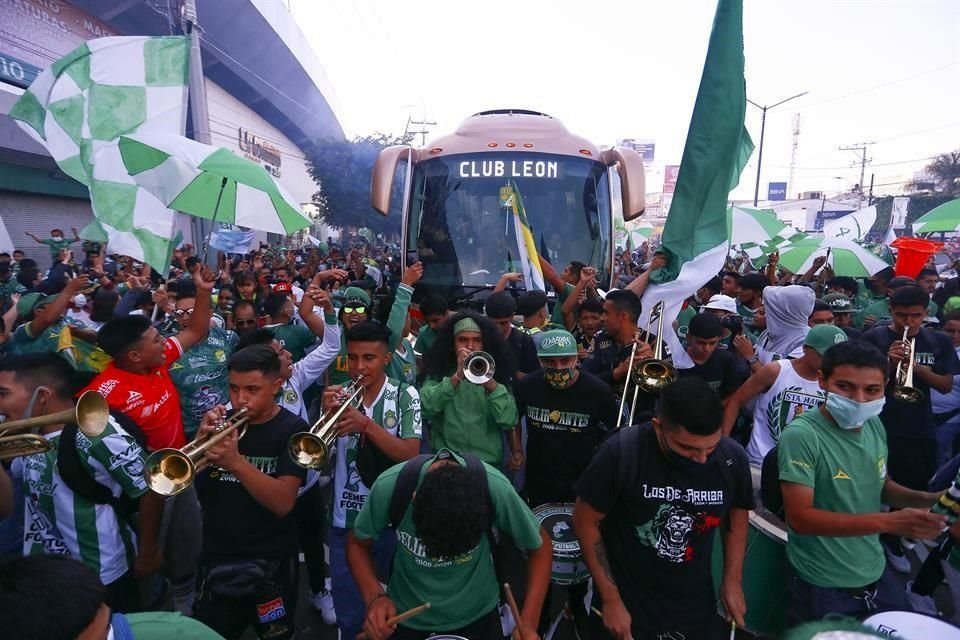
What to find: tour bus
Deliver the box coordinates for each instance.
[370,109,646,303]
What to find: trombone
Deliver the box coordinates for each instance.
[892,325,923,403]
[463,351,496,384]
[616,301,679,429]
[144,407,250,496]
[0,391,110,461]
[289,377,364,469]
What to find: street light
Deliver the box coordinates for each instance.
[748,91,808,206]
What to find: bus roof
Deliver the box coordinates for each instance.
[416,109,603,161]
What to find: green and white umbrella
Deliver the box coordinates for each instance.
[911,198,960,234]
[117,134,311,235]
[777,236,888,277]
[728,206,787,245]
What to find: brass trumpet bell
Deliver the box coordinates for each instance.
[289,377,364,469]
[463,351,495,384]
[145,407,250,496]
[0,391,110,461]
[892,326,923,404]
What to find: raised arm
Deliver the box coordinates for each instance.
[538,254,566,293]
[720,362,778,435]
[175,269,215,352]
[625,253,667,297]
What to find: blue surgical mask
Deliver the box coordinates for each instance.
[826,393,885,430]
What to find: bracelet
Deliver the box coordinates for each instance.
[368,592,388,608]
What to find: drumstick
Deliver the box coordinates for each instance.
[355,602,430,639]
[503,583,523,639]
[729,620,737,640]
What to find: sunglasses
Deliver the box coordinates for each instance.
[235,318,257,327]
[343,306,366,315]
[174,308,194,318]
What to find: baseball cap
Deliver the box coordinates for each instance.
[485,291,517,319]
[536,329,578,357]
[17,292,55,318]
[888,276,917,290]
[341,286,371,306]
[703,294,738,315]
[804,324,848,355]
[71,293,88,307]
[516,291,548,317]
[822,293,854,314]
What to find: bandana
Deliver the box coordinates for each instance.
[453,317,481,335]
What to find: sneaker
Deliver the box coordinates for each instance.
[309,588,336,625]
[906,580,939,616]
[884,539,912,574]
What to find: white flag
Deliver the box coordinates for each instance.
[822,206,877,242]
[884,225,896,246]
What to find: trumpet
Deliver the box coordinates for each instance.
[463,351,496,384]
[0,391,110,461]
[892,325,923,403]
[144,407,250,496]
[616,301,678,429]
[289,377,364,469]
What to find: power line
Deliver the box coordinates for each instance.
[803,62,960,110]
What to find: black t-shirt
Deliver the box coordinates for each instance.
[581,331,657,419]
[197,408,308,562]
[574,424,753,632]
[840,325,863,341]
[677,348,739,399]
[514,370,618,504]
[506,327,541,376]
[861,325,960,439]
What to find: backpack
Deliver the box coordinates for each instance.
[57,410,147,521]
[760,445,784,517]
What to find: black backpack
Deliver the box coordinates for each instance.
[760,445,784,517]
[57,410,147,521]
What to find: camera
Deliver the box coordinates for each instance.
[721,313,744,337]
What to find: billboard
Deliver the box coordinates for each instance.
[767,182,788,201]
[0,0,117,89]
[663,165,681,194]
[617,138,656,164]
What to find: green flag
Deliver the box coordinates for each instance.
[641,0,754,366]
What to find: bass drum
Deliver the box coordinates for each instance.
[532,502,590,585]
[862,611,960,640]
[425,636,469,639]
[712,465,789,637]
[781,617,891,639]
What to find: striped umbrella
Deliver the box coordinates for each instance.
[911,198,960,234]
[777,236,889,277]
[118,134,311,235]
[728,206,787,245]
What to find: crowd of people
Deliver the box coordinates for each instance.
[1,227,960,640]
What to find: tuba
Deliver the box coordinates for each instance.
[288,377,364,469]
[892,325,923,403]
[0,391,110,461]
[144,407,251,496]
[463,351,496,384]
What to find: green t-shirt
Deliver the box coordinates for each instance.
[414,325,437,356]
[778,408,888,588]
[550,282,576,325]
[125,612,225,639]
[387,338,418,387]
[12,320,110,372]
[353,449,543,631]
[40,236,73,260]
[268,323,316,362]
[675,304,697,342]
[857,298,938,329]
[169,328,239,437]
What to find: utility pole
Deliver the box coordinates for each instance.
[748,91,808,206]
[788,113,800,199]
[182,0,215,264]
[410,118,436,146]
[839,142,875,207]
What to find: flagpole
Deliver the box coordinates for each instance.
[182,0,216,267]
[201,177,229,262]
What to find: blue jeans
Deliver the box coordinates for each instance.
[328,526,396,638]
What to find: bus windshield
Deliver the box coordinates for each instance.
[406,153,612,299]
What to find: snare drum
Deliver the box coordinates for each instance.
[532,502,590,585]
[862,611,960,640]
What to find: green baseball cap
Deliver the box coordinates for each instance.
[822,292,855,314]
[340,286,371,306]
[804,324,848,356]
[17,293,55,318]
[536,329,578,357]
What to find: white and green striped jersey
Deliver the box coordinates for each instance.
[17,416,149,585]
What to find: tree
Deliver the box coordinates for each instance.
[306,132,413,238]
[908,149,960,196]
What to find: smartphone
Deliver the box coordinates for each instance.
[406,250,419,265]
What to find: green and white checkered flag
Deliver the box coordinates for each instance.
[10,36,189,271]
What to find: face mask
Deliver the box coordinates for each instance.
[543,366,576,389]
[657,430,714,471]
[825,393,885,430]
[23,386,50,420]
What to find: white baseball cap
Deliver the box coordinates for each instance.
[71,293,87,307]
[703,294,738,315]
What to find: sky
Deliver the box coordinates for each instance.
[290,0,960,202]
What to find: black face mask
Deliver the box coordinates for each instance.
[657,429,716,472]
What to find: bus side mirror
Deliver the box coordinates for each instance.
[602,146,646,221]
[370,145,415,215]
